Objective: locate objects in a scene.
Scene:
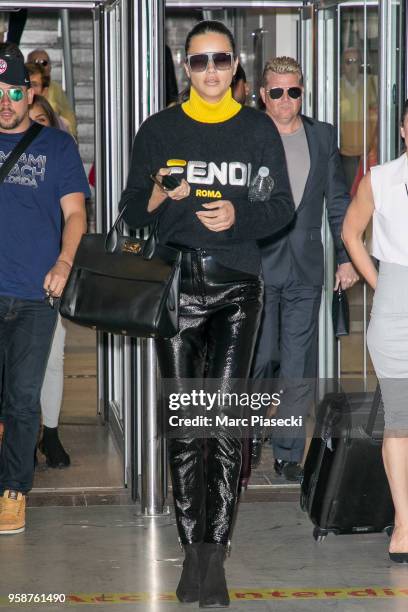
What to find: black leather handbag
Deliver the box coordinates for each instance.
[59,206,181,338]
[332,286,350,337]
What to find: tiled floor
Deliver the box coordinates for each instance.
[33,423,123,491]
[60,321,97,423]
[32,322,125,494]
[1,502,406,611]
[32,426,296,498]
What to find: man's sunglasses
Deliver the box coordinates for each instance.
[186,52,234,73]
[0,88,24,102]
[268,87,302,100]
[34,59,49,67]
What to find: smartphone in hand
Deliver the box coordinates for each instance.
[150,173,181,192]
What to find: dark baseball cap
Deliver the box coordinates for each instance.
[0,54,30,87]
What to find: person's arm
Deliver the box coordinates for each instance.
[325,124,352,265]
[341,172,378,289]
[323,125,360,289]
[43,193,87,297]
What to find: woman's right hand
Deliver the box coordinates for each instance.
[148,169,190,212]
[155,168,191,201]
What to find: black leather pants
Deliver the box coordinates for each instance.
[156,249,263,545]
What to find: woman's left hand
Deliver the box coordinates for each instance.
[196,200,235,232]
[334,262,360,290]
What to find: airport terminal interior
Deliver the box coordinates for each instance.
[1,0,408,609]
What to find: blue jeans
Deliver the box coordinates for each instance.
[0,296,57,494]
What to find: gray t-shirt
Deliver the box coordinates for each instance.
[280,124,310,208]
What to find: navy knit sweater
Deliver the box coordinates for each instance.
[119,104,294,275]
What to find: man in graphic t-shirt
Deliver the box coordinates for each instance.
[0,50,89,534]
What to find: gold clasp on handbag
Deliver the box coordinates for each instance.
[122,240,142,254]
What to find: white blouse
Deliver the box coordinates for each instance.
[371,153,408,266]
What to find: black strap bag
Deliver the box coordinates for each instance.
[59,205,181,338]
[332,286,350,338]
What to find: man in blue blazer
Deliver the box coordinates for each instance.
[253,57,359,481]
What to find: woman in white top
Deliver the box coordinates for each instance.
[343,100,408,563]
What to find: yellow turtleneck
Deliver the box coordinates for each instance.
[182,86,241,124]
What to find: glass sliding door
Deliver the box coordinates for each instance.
[316,0,406,384]
[337,1,379,384]
[96,0,133,485]
[316,5,337,380]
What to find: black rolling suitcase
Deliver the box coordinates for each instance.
[301,386,394,542]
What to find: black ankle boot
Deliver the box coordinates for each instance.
[39,426,70,468]
[176,542,201,603]
[199,543,229,608]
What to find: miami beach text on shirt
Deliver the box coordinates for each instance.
[0,151,47,188]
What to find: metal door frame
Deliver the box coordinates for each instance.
[94,0,166,502]
[315,0,407,384]
[166,0,304,6]
[0,1,104,6]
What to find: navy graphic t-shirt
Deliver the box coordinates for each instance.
[0,124,90,300]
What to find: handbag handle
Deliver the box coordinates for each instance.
[105,203,158,260]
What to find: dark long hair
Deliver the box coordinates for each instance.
[184,20,236,56]
[179,20,237,103]
[29,94,59,128]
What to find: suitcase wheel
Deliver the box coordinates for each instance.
[313,527,328,543]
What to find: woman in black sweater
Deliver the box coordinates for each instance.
[120,21,294,608]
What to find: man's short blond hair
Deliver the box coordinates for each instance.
[262,57,303,87]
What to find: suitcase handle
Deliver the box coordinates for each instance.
[366,384,382,438]
[319,387,383,441]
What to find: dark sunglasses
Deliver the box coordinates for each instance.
[186,52,234,73]
[345,57,359,65]
[34,59,49,67]
[268,87,302,100]
[0,87,24,102]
